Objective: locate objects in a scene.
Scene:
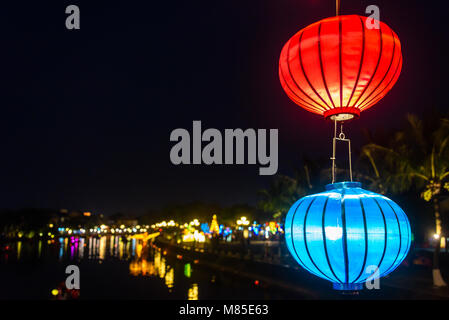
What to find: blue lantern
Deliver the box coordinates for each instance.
[285,182,411,291]
[201,223,210,234]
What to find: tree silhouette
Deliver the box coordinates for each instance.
[360,113,449,287]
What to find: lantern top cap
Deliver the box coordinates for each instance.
[325,181,362,190]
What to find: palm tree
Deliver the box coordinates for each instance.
[258,174,308,222]
[361,114,449,287]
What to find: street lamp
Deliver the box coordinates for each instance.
[237,216,250,226]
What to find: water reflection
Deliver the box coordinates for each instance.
[79,238,84,259]
[128,247,177,291]
[73,235,197,297]
[17,241,22,260]
[4,235,201,299]
[184,263,191,278]
[38,240,42,258]
[130,258,153,276]
[165,267,174,289]
[188,283,199,300]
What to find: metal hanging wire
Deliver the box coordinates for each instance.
[330,1,354,184]
[331,119,353,183]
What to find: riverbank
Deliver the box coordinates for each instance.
[155,238,449,299]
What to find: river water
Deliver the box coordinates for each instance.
[0,236,305,300]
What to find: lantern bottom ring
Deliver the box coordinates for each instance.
[329,113,355,121]
[324,107,360,122]
[332,283,364,291]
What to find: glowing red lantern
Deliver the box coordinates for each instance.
[279,15,402,121]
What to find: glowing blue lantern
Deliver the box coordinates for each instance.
[285,182,411,291]
[201,223,210,234]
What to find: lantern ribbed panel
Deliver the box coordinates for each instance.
[284,182,411,290]
[279,15,403,119]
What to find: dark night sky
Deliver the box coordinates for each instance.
[0,1,448,216]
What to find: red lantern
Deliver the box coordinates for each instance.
[279,15,402,121]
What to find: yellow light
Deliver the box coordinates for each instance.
[51,289,59,296]
[188,283,199,300]
[240,217,250,226]
[434,233,440,239]
[120,224,125,229]
[48,223,54,228]
[83,212,91,217]
[183,233,195,242]
[193,230,206,242]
